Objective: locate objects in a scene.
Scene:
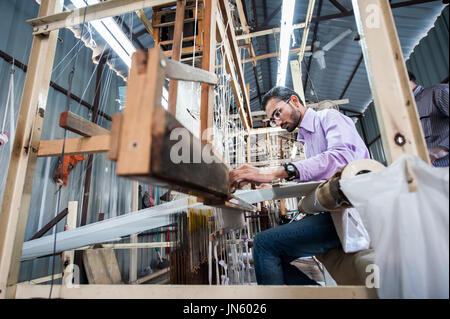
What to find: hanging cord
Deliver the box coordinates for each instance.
[301,59,320,103]
[192,0,199,67]
[49,6,88,299]
[1,61,15,153]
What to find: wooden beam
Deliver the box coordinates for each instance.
[352,0,429,164]
[216,10,250,131]
[14,284,378,299]
[163,55,218,85]
[237,46,311,66]
[135,9,154,37]
[218,0,252,127]
[30,208,68,240]
[200,0,218,142]
[0,0,62,299]
[37,135,110,157]
[62,201,78,286]
[153,17,201,28]
[168,0,186,115]
[59,111,110,137]
[129,181,139,284]
[236,22,306,41]
[28,0,176,35]
[253,0,441,33]
[235,0,263,106]
[339,54,363,99]
[112,48,230,200]
[329,0,349,12]
[135,267,169,284]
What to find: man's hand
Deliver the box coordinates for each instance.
[429,146,449,164]
[229,164,287,191]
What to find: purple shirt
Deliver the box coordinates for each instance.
[292,108,370,182]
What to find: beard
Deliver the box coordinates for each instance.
[285,106,302,132]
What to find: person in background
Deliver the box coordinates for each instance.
[408,71,449,167]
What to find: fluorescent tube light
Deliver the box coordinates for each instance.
[276,0,296,87]
[70,0,168,110]
[70,0,135,67]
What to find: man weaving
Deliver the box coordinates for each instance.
[229,86,371,285]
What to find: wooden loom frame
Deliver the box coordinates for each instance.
[0,0,430,299]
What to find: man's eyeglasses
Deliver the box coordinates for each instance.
[269,99,290,127]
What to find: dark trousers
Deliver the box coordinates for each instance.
[253,212,341,285]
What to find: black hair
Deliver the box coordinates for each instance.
[261,86,302,111]
[408,71,416,82]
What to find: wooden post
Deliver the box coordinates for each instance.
[129,181,139,284]
[351,0,430,165]
[62,201,77,286]
[0,0,62,299]
[200,0,217,143]
[168,0,186,115]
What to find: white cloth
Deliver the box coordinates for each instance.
[330,208,371,253]
[340,155,449,298]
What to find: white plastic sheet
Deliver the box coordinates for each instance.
[340,155,449,299]
[21,197,202,260]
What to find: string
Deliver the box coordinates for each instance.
[49,5,88,299]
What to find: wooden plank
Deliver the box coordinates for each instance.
[28,0,176,35]
[200,0,217,143]
[290,60,306,105]
[135,9,154,36]
[236,22,306,41]
[62,201,77,286]
[159,35,195,46]
[135,267,169,284]
[352,0,430,164]
[116,49,164,176]
[76,242,175,250]
[113,48,230,201]
[162,55,218,84]
[153,17,202,28]
[239,46,311,65]
[14,284,379,299]
[129,181,139,284]
[108,113,123,161]
[59,111,109,137]
[216,10,249,131]
[19,273,62,285]
[0,0,62,299]
[37,135,110,157]
[83,248,122,284]
[161,45,202,57]
[168,0,186,115]
[30,208,68,240]
[218,0,252,127]
[235,0,257,68]
[148,107,230,199]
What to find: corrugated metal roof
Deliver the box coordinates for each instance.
[406,5,449,86]
[242,0,447,117]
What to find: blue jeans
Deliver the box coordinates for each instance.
[253,212,341,285]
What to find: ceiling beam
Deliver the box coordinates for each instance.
[260,3,282,27]
[236,22,306,41]
[262,0,273,89]
[303,0,323,92]
[253,0,441,32]
[329,0,348,13]
[236,0,262,105]
[339,54,363,99]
